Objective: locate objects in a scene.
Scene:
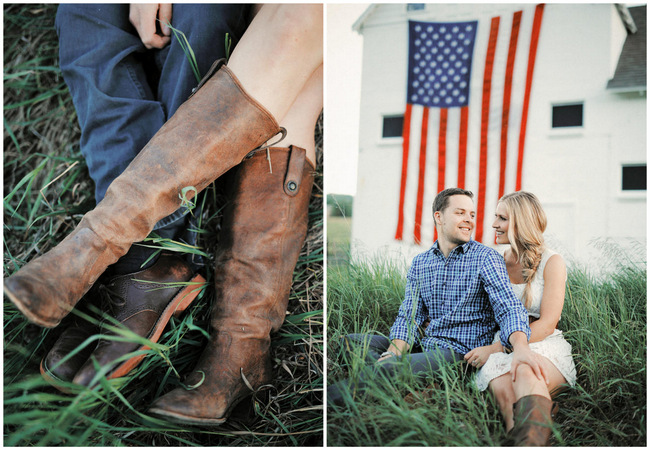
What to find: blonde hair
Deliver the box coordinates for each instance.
[499,191,547,308]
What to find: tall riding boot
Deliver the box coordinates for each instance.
[148,146,314,425]
[510,394,554,446]
[4,59,283,328]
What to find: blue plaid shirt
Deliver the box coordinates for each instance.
[389,240,530,355]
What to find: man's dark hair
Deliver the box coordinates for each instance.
[432,188,474,217]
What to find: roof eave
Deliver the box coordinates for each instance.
[606,84,647,93]
[352,5,378,35]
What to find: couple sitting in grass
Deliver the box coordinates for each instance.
[328,187,576,446]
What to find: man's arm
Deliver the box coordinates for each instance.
[482,251,531,351]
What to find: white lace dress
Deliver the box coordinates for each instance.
[474,248,577,391]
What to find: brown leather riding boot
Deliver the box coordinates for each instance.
[510,394,554,446]
[69,253,205,387]
[4,59,283,329]
[148,146,314,425]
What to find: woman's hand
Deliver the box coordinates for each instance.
[464,342,501,368]
[129,4,172,49]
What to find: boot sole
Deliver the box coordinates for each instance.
[148,391,255,426]
[107,273,206,380]
[39,359,76,394]
[148,407,229,426]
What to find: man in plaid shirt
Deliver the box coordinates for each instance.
[329,188,548,409]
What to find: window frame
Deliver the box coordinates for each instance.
[551,102,584,129]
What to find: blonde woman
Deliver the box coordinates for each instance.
[464,191,576,444]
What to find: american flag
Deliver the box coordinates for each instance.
[395,4,545,245]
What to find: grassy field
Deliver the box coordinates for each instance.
[327,215,352,266]
[4,4,323,446]
[327,250,646,446]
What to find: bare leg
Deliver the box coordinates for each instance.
[489,374,517,431]
[512,356,567,400]
[276,63,323,165]
[490,356,567,431]
[228,4,323,122]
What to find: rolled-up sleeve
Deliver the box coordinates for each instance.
[481,252,530,349]
[389,265,427,346]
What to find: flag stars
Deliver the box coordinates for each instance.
[408,20,477,107]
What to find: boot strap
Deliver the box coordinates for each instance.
[244,146,307,197]
[283,145,306,197]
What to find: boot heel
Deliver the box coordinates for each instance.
[172,273,206,317]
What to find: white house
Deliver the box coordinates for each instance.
[349,3,646,271]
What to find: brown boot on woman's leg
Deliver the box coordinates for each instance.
[509,394,554,446]
[4,60,283,328]
[148,146,314,425]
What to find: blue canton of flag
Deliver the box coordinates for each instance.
[407,20,479,108]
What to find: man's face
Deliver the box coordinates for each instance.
[435,195,476,246]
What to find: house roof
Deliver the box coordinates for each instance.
[352,4,376,34]
[606,5,646,91]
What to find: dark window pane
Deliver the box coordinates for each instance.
[383,115,404,138]
[407,4,425,11]
[622,165,647,190]
[552,104,583,128]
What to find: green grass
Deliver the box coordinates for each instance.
[327,250,646,446]
[327,215,352,266]
[4,4,323,446]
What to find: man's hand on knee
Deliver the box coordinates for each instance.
[129,4,172,49]
[508,331,549,384]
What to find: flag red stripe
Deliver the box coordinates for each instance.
[437,109,448,193]
[476,17,500,243]
[499,11,522,200]
[414,107,429,244]
[458,106,469,189]
[434,108,448,243]
[516,4,545,191]
[395,103,413,240]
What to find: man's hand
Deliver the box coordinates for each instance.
[509,331,549,384]
[129,4,172,49]
[464,342,501,369]
[377,339,408,362]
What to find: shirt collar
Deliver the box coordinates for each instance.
[432,239,474,257]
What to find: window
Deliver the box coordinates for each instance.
[407,4,425,12]
[382,115,404,138]
[552,103,583,128]
[622,164,647,191]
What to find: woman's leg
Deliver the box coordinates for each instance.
[509,356,568,445]
[228,4,323,122]
[512,355,567,400]
[491,356,566,432]
[275,63,323,166]
[489,374,517,431]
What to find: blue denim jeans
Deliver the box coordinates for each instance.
[55,4,250,232]
[327,333,468,407]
